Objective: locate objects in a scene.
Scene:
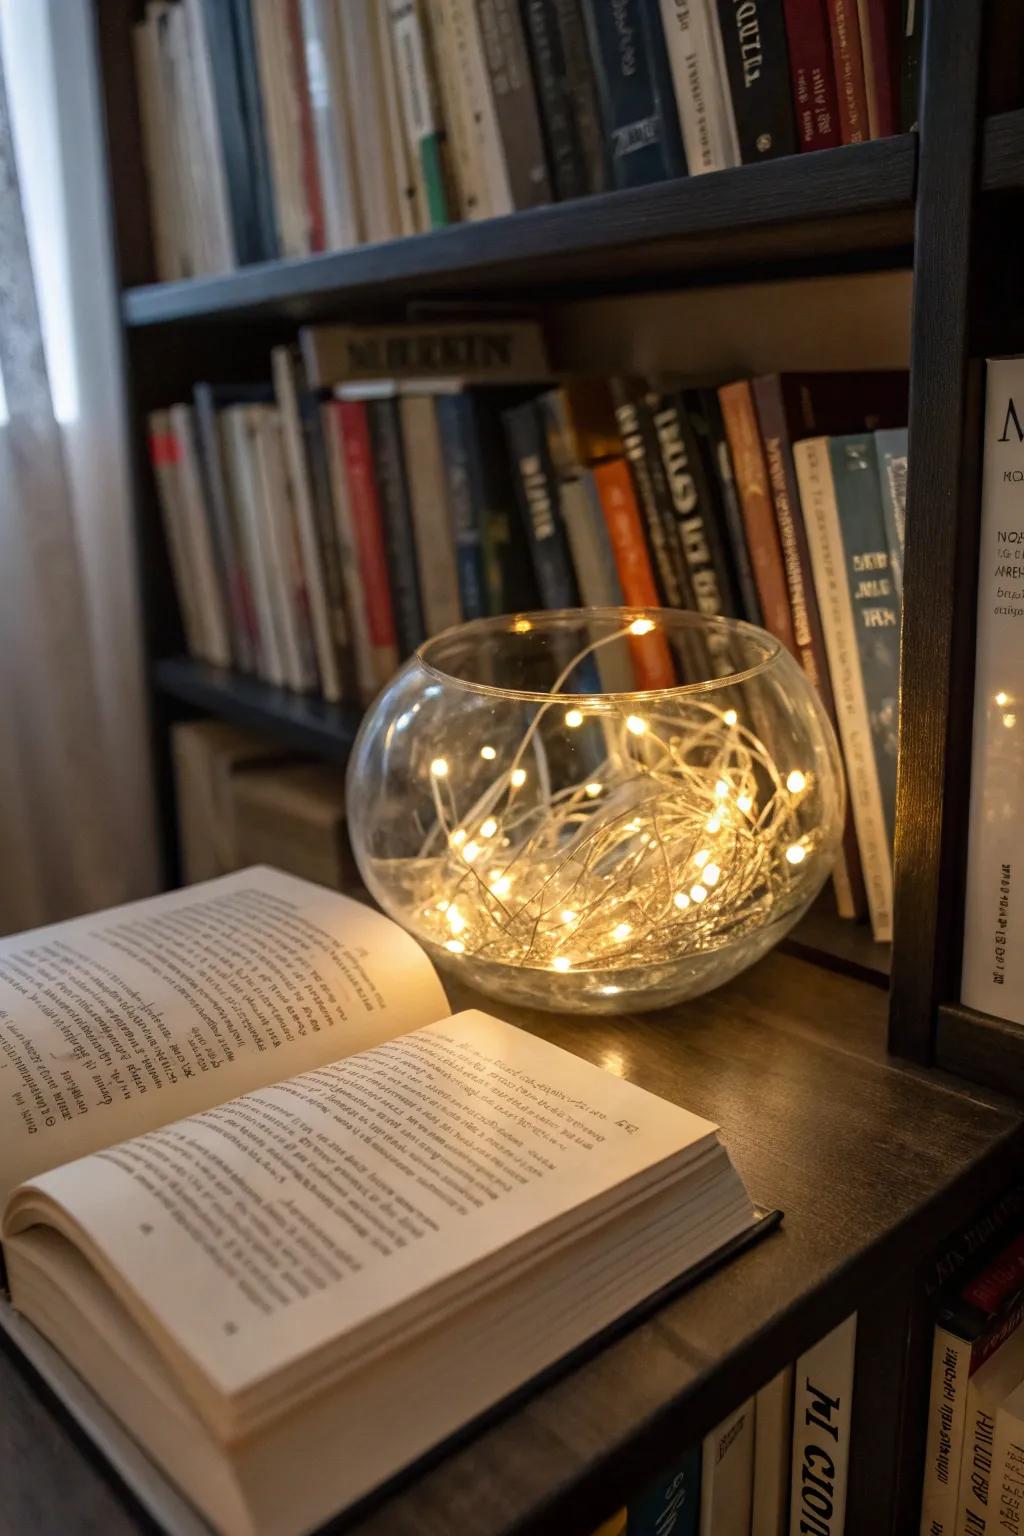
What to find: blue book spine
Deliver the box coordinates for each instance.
[830,433,901,845]
[367,399,426,657]
[627,1444,701,1535]
[230,0,280,259]
[503,399,580,609]
[435,395,487,620]
[579,0,687,188]
[874,427,909,606]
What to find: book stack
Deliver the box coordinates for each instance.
[133,0,914,279]
[150,318,907,945]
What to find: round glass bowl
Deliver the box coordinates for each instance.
[346,609,844,1014]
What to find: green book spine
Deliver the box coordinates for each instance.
[387,0,453,228]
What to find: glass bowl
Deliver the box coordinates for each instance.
[346,609,844,1014]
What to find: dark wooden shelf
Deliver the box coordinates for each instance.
[153,657,363,759]
[981,108,1024,190]
[937,1002,1024,1094]
[121,135,916,328]
[4,951,1022,1536]
[783,888,891,986]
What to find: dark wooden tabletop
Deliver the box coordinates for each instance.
[2,950,1022,1536]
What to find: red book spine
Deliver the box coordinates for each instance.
[825,0,869,143]
[783,0,841,150]
[335,401,397,652]
[593,459,676,691]
[860,0,897,138]
[286,0,326,253]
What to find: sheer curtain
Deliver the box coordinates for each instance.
[0,0,159,931]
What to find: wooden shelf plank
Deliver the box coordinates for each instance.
[3,953,1021,1536]
[937,1002,1024,1092]
[783,888,891,986]
[122,136,916,327]
[153,657,363,759]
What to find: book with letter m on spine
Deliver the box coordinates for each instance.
[0,868,769,1536]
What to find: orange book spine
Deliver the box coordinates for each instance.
[593,458,676,691]
[717,382,799,660]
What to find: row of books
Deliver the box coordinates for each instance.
[133,0,916,281]
[589,1314,856,1535]
[148,318,907,944]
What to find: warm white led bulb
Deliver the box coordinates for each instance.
[445,939,466,954]
[786,844,807,865]
[703,863,721,886]
[462,842,481,863]
[786,770,807,794]
[510,768,527,788]
[705,815,721,833]
[611,922,632,942]
[585,782,602,798]
[480,817,498,838]
[565,708,584,729]
[449,828,467,848]
[690,884,707,903]
[629,617,655,636]
[1005,713,1017,729]
[723,708,738,727]
[430,758,449,777]
[714,779,729,799]
[694,849,710,869]
[561,909,577,925]
[997,691,1009,706]
[674,891,690,910]
[626,715,646,736]
[480,744,497,760]
[552,955,572,973]
[489,875,511,898]
[737,794,753,814]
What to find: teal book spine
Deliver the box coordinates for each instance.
[829,433,901,845]
[627,1443,701,1535]
[874,426,908,605]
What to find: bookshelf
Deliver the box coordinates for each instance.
[7,1,1012,1532]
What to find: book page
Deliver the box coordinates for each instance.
[0,868,447,1200]
[5,1011,722,1415]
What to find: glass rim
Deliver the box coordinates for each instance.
[415,608,783,704]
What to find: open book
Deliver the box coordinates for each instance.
[0,868,761,1536]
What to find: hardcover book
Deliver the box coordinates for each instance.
[504,397,581,610]
[825,0,868,143]
[366,397,428,657]
[611,379,689,610]
[521,0,592,199]
[300,320,549,388]
[659,0,741,172]
[386,0,454,228]
[962,358,1024,1024]
[553,0,612,192]
[701,1396,755,1535]
[436,392,489,620]
[789,1315,857,1536]
[580,0,687,188]
[592,458,678,690]
[690,388,764,625]
[398,394,464,636]
[875,426,908,604]
[476,0,554,208]
[0,867,760,1536]
[781,0,840,149]
[714,0,797,161]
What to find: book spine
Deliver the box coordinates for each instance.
[561,473,626,609]
[367,401,427,657]
[628,1442,701,1535]
[753,374,865,921]
[781,0,841,149]
[789,1315,857,1536]
[435,394,488,619]
[252,0,311,259]
[299,318,549,388]
[231,0,280,257]
[298,395,355,695]
[192,383,256,672]
[398,395,463,635]
[875,426,908,607]
[717,381,798,656]
[322,403,377,702]
[148,412,206,659]
[273,347,340,699]
[476,0,553,208]
[702,1397,755,1534]
[794,437,892,941]
[825,0,869,143]
[961,359,1024,1023]
[919,1324,973,1536]
[285,0,326,251]
[133,18,179,282]
[336,400,401,688]
[829,433,899,846]
[386,0,453,228]
[168,404,234,668]
[579,0,686,189]
[223,406,288,686]
[376,0,424,236]
[340,0,404,241]
[858,0,896,139]
[640,0,689,174]
[521,0,591,199]
[899,0,918,132]
[714,0,798,161]
[658,0,740,173]
[427,0,501,218]
[503,399,580,609]
[990,1402,1024,1536]
[469,397,540,614]
[181,0,237,270]
[753,1366,794,1536]
[592,458,677,689]
[249,408,319,691]
[652,391,741,618]
[191,0,261,263]
[300,0,363,250]
[690,388,763,625]
[552,0,612,192]
[611,383,688,609]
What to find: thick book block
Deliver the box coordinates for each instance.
[714,0,797,161]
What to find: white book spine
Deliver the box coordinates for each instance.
[397,395,462,637]
[962,357,1024,1023]
[450,0,513,216]
[990,1389,1024,1536]
[955,1324,1024,1536]
[753,1366,794,1536]
[386,0,444,171]
[251,412,318,692]
[222,408,287,688]
[133,17,180,282]
[658,0,739,174]
[252,0,311,259]
[426,0,486,219]
[301,0,363,249]
[701,1396,755,1535]
[339,0,404,243]
[794,438,893,942]
[162,5,205,276]
[789,1314,857,1536]
[919,1325,972,1536]
[273,348,342,701]
[376,0,423,236]
[182,0,236,270]
[167,405,232,668]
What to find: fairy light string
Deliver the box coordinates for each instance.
[411,615,818,977]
